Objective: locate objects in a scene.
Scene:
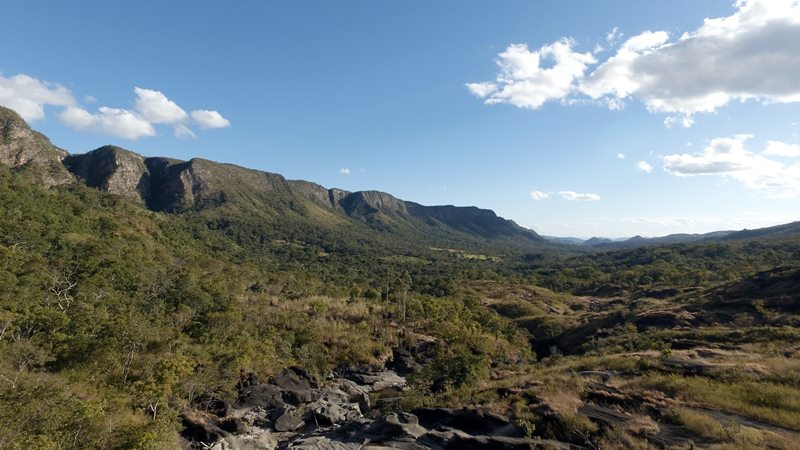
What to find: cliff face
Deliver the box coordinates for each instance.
[63,146,150,201]
[0,107,73,186]
[0,105,543,245]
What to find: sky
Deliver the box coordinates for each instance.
[1,0,799,238]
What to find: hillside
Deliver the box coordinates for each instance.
[3,103,800,449]
[0,107,542,259]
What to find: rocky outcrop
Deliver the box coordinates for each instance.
[63,146,150,202]
[339,191,409,218]
[0,105,543,246]
[183,363,575,450]
[0,106,73,186]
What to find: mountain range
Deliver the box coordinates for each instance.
[0,106,543,254]
[2,104,799,252]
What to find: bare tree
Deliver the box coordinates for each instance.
[48,268,78,312]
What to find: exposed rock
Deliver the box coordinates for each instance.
[413,408,523,438]
[272,367,320,405]
[0,106,73,186]
[209,433,278,450]
[220,417,247,433]
[182,412,227,445]
[274,412,305,432]
[389,347,420,375]
[342,368,406,391]
[365,413,427,442]
[313,403,348,426]
[63,146,149,202]
[238,383,286,410]
[354,392,370,415]
[285,436,362,450]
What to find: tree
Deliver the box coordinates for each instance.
[398,271,412,325]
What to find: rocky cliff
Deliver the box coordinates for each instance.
[0,105,543,245]
[0,107,73,186]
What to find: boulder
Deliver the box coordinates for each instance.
[314,403,349,426]
[413,408,523,438]
[286,436,362,449]
[272,368,321,405]
[182,412,227,444]
[275,412,305,432]
[343,369,405,391]
[238,383,285,409]
[354,392,370,415]
[220,417,246,433]
[389,347,420,375]
[365,413,427,442]
[209,433,278,450]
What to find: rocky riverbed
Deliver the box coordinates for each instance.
[180,359,574,450]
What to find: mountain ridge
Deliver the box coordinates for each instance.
[0,105,542,249]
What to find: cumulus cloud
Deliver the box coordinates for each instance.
[468,0,800,125]
[59,106,155,140]
[662,134,800,196]
[764,140,800,157]
[0,73,76,121]
[530,190,550,200]
[0,71,229,139]
[559,191,601,201]
[466,40,596,109]
[339,168,351,175]
[133,87,188,124]
[637,161,653,173]
[617,153,626,159]
[191,109,231,129]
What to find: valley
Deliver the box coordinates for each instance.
[2,104,800,449]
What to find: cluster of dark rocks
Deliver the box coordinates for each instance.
[180,363,574,450]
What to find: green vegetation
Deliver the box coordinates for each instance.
[3,110,800,448]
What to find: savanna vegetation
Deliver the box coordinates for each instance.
[2,131,800,448]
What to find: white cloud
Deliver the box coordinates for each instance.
[59,106,155,140]
[465,82,498,98]
[530,190,550,200]
[764,140,800,157]
[622,216,696,227]
[466,40,596,110]
[469,1,800,125]
[339,168,351,175]
[636,161,653,173]
[664,115,695,128]
[617,153,626,159]
[173,123,196,139]
[0,71,228,139]
[662,134,800,196]
[133,87,188,124]
[580,31,670,103]
[0,73,75,121]
[585,0,800,120]
[191,109,231,129]
[559,190,601,201]
[606,26,623,44]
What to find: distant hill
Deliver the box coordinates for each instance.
[589,230,737,249]
[542,236,585,245]
[544,226,800,250]
[721,221,800,241]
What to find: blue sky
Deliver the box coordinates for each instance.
[2,0,799,238]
